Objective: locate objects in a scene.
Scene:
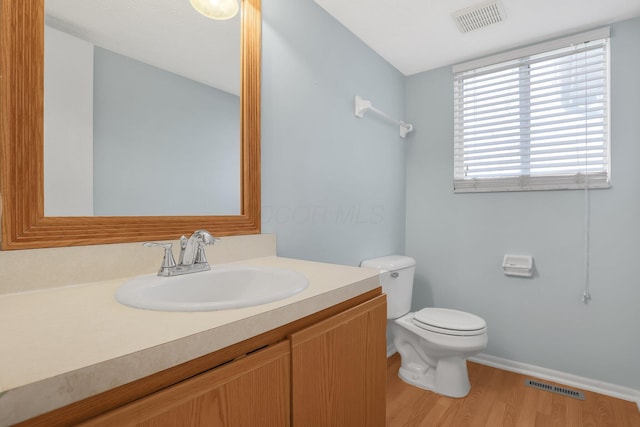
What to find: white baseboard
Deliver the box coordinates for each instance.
[469,353,640,411]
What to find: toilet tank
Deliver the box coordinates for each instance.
[360,255,416,319]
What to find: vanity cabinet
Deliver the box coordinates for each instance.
[16,290,385,427]
[78,341,291,427]
[291,295,387,426]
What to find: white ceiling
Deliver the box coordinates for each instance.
[44,0,640,89]
[45,0,240,95]
[314,0,640,76]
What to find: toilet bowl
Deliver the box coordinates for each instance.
[360,255,488,398]
[393,308,487,397]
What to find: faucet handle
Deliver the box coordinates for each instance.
[193,230,217,245]
[194,234,219,264]
[143,242,177,274]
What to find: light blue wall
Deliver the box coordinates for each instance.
[405,17,640,390]
[261,0,406,266]
[93,48,240,216]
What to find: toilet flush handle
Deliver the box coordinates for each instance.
[390,272,399,278]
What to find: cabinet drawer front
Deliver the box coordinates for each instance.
[291,295,387,427]
[80,341,291,427]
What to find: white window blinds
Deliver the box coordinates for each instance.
[453,28,610,193]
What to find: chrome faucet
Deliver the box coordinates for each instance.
[145,230,218,277]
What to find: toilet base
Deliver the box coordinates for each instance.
[398,361,435,392]
[397,356,471,398]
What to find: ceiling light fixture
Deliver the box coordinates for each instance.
[190,0,239,20]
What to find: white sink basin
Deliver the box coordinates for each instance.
[115,265,309,311]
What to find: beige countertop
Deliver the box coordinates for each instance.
[0,256,381,426]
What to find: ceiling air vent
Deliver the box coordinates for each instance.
[453,0,506,33]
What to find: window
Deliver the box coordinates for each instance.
[453,28,610,192]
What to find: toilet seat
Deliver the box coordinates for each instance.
[412,308,486,336]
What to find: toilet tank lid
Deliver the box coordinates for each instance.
[360,255,416,270]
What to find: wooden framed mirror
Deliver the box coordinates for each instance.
[0,0,261,250]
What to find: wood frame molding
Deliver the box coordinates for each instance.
[0,0,261,250]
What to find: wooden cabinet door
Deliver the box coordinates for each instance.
[290,294,387,427]
[80,341,290,427]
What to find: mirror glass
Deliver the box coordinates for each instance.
[43,0,241,216]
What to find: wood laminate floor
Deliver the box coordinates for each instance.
[386,354,640,426]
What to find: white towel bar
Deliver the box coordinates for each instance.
[354,96,414,138]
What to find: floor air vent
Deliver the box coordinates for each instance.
[525,379,585,400]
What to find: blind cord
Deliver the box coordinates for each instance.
[582,183,592,304]
[581,44,592,304]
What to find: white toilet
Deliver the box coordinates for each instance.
[361,255,488,398]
